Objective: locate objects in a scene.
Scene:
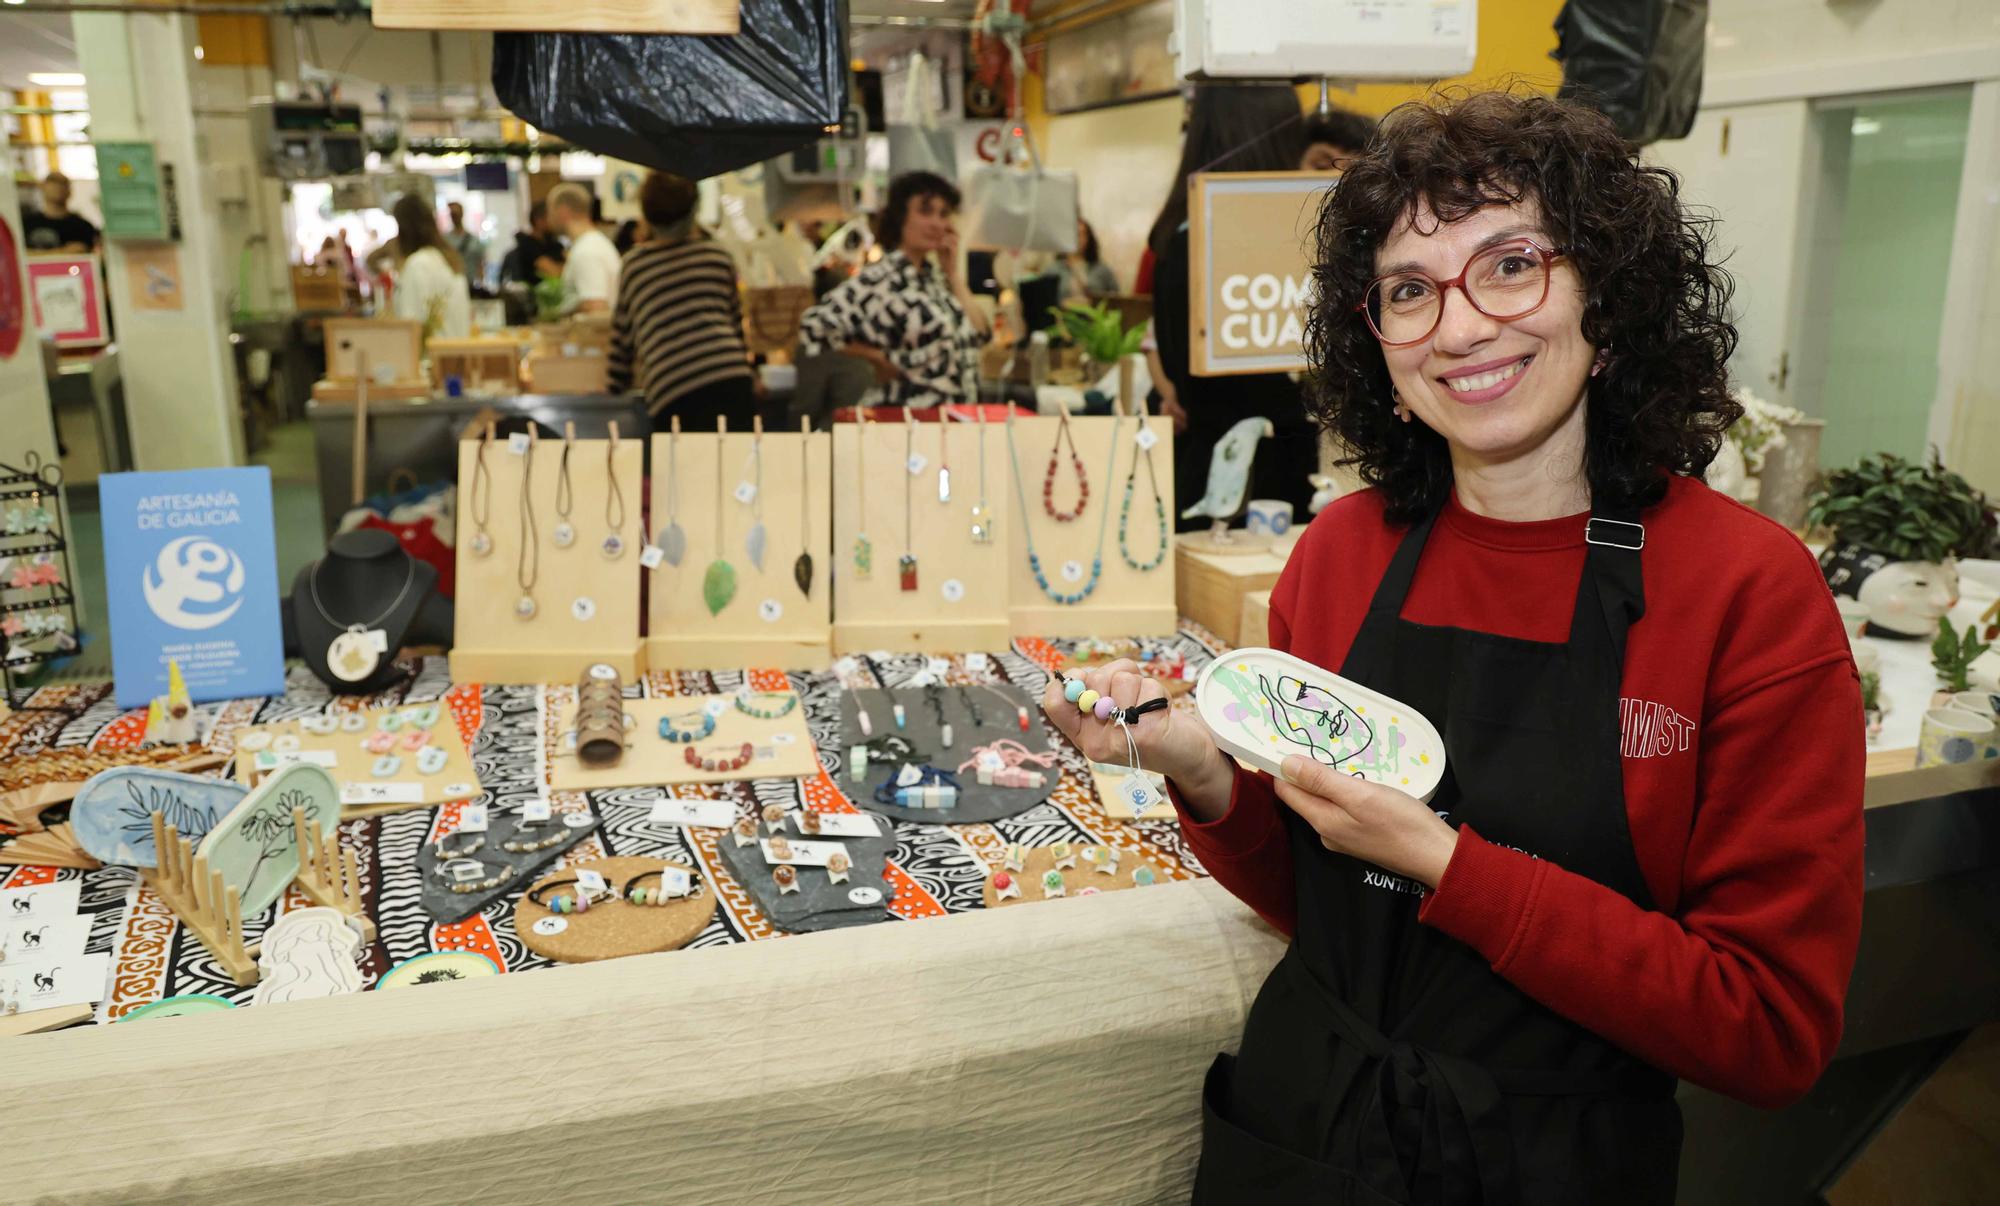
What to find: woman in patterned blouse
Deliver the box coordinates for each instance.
[799,171,992,407]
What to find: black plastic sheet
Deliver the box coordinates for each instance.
[492,0,847,180]
[1554,0,1708,146]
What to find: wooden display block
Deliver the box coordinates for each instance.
[1239,589,1272,649]
[324,317,421,382]
[1175,542,1287,645]
[1005,412,1178,639]
[310,379,433,404]
[428,337,524,394]
[527,354,610,395]
[373,0,740,35]
[647,418,833,671]
[549,695,817,790]
[831,412,1013,654]
[230,703,478,818]
[451,423,646,683]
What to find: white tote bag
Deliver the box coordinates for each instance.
[962,123,1078,254]
[886,53,957,183]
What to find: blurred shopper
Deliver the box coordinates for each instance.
[388,193,471,339]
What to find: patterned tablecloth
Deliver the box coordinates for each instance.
[0,630,1224,1020]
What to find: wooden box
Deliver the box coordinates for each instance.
[290,264,345,312]
[324,317,422,383]
[1175,542,1289,646]
[429,337,523,395]
[1239,589,1272,649]
[527,354,611,395]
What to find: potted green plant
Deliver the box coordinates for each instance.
[1048,301,1146,407]
[1932,617,1993,704]
[1806,452,1996,639]
[1858,669,1883,744]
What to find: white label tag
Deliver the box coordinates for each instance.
[758,599,783,623]
[964,652,989,672]
[0,881,81,921]
[522,799,553,822]
[792,811,881,838]
[1060,559,1085,583]
[648,798,736,828]
[895,763,923,787]
[576,868,608,894]
[834,655,860,678]
[977,750,1006,772]
[3,951,112,1011]
[760,837,848,867]
[733,480,758,505]
[1135,426,1160,451]
[365,628,390,653]
[1118,772,1162,812]
[450,861,485,883]
[458,803,489,833]
[341,781,423,805]
[570,597,597,622]
[257,749,339,771]
[507,432,531,455]
[659,866,693,897]
[1,913,89,962]
[703,697,733,718]
[639,545,665,570]
[906,451,928,476]
[940,578,965,603]
[926,656,952,677]
[847,886,884,906]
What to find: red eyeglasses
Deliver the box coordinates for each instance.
[1357,239,1568,347]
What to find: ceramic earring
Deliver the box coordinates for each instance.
[1041,869,1066,898]
[732,816,759,848]
[300,715,338,736]
[1591,349,1611,378]
[773,864,800,895]
[371,755,403,777]
[273,734,302,753]
[762,803,788,834]
[364,731,396,755]
[1050,842,1077,871]
[826,850,852,885]
[416,746,450,775]
[993,870,1022,901]
[340,713,367,733]
[378,712,404,733]
[401,729,432,751]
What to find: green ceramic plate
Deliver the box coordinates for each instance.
[116,993,239,1022]
[194,762,341,921]
[374,950,501,990]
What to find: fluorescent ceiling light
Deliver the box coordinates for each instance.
[29,72,87,87]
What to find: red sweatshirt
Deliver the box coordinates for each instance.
[1178,476,1865,1109]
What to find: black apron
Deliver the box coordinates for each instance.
[1193,507,1682,1205]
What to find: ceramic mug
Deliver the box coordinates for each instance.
[1917,706,1995,768]
[1244,499,1294,538]
[1948,692,2000,759]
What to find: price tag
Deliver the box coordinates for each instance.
[648,799,736,828]
[659,867,693,898]
[639,545,665,570]
[571,597,597,622]
[940,578,965,603]
[847,886,884,906]
[1060,559,1086,583]
[1118,772,1162,813]
[522,799,552,822]
[451,861,486,883]
[896,763,924,788]
[532,916,568,935]
[905,451,928,476]
[833,655,860,678]
[964,652,989,672]
[576,868,608,895]
[562,811,594,828]
[926,656,952,677]
[365,628,390,653]
[977,750,1006,772]
[703,697,733,718]
[340,781,423,806]
[733,480,758,505]
[1135,426,1160,451]
[758,599,783,623]
[507,432,531,455]
[458,803,489,833]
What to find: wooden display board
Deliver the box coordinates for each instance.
[1187,172,1336,377]
[548,694,818,790]
[230,705,479,818]
[1005,412,1178,639]
[373,0,741,35]
[323,317,422,382]
[428,337,523,394]
[831,412,1013,654]
[647,418,833,670]
[452,423,645,682]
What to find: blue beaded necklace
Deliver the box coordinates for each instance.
[1004,408,1122,605]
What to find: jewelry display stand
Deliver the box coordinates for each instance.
[142,807,373,987]
[286,529,449,695]
[515,856,716,963]
[831,411,1012,655]
[230,703,480,817]
[0,453,82,709]
[646,417,834,671]
[452,421,645,682]
[548,694,818,790]
[1004,410,1178,639]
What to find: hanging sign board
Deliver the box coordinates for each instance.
[1188,171,1336,377]
[95,141,171,241]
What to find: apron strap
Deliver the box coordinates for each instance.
[1574,505,1647,661]
[1362,510,1440,620]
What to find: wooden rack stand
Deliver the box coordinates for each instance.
[142,808,373,987]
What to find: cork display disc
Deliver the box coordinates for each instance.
[982,844,1173,909]
[231,701,480,816]
[515,857,716,963]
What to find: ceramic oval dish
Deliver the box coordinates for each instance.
[195,762,341,921]
[71,768,250,868]
[1193,647,1447,802]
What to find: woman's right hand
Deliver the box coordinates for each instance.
[1040,659,1235,819]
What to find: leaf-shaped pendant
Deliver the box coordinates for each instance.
[702,559,737,616]
[659,521,687,567]
[746,521,767,572]
[794,551,814,599]
[853,533,873,579]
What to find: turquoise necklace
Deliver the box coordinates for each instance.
[1005,409,1122,605]
[1118,429,1168,571]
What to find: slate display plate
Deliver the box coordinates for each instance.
[415,809,602,925]
[715,809,896,933]
[837,685,1057,824]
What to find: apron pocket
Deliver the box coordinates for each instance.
[1193,1055,1405,1206]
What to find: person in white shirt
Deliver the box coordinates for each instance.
[388,194,471,339]
[548,182,619,314]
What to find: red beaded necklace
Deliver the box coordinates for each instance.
[1042,408,1089,522]
[684,741,755,772]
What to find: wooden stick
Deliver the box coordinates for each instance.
[351,349,371,506]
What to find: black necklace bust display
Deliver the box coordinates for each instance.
[284,529,452,693]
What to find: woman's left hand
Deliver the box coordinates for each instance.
[1273,755,1460,888]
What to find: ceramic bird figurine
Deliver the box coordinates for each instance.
[1180,417,1275,541]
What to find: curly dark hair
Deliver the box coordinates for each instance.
[876,171,961,254]
[1306,90,1741,523]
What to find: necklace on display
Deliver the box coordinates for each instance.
[312,555,417,683]
[657,418,688,567]
[469,424,494,557]
[1119,423,1168,572]
[969,406,993,544]
[702,424,738,615]
[601,431,627,560]
[853,409,873,579]
[1006,408,1121,605]
[1043,405,1089,522]
[551,429,576,549]
[514,431,539,619]
[900,413,919,592]
[937,410,952,503]
[794,425,815,598]
[744,425,767,572]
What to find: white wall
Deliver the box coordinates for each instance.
[1043,95,1183,292]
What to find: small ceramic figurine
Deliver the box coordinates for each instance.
[826,849,852,885]
[762,802,788,834]
[1041,868,1066,898]
[1050,842,1076,871]
[732,816,759,848]
[143,660,199,746]
[993,870,1021,901]
[773,864,800,895]
[768,835,794,862]
[1003,843,1027,873]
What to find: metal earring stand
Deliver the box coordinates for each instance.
[0,452,83,710]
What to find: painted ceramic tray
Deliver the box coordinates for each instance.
[375,950,500,990]
[70,768,249,868]
[194,762,341,921]
[1193,647,1447,802]
[116,994,239,1022]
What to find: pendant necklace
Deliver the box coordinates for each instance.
[1006,409,1120,605]
[852,410,873,579]
[744,426,768,572]
[937,412,952,503]
[314,556,416,683]
[1119,426,1168,572]
[468,426,494,557]
[899,414,919,591]
[1043,406,1089,522]
[551,430,576,548]
[657,419,687,566]
[514,434,539,619]
[600,433,626,560]
[793,426,815,598]
[969,407,993,544]
[701,428,737,615]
